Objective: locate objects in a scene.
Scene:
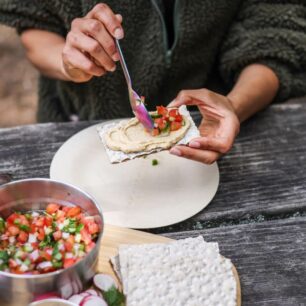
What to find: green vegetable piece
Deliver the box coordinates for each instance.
[152,159,159,166]
[0,251,9,263]
[54,252,62,261]
[52,260,63,268]
[19,224,30,232]
[13,219,21,225]
[0,217,5,233]
[25,213,32,220]
[76,223,84,233]
[103,286,125,306]
[151,113,162,119]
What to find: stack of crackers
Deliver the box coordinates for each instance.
[111,236,237,306]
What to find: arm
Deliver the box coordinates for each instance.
[227,64,279,123]
[20,3,124,83]
[168,64,279,164]
[21,30,68,81]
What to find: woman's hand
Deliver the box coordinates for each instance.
[62,3,124,82]
[169,89,240,164]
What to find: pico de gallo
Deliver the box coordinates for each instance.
[150,105,185,136]
[0,204,100,274]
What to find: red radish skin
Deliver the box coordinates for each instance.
[94,273,118,291]
[80,296,107,306]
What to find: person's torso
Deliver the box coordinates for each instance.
[39,0,242,122]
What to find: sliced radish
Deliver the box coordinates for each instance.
[80,296,107,306]
[68,294,86,304]
[85,289,99,296]
[94,274,118,292]
[80,292,91,298]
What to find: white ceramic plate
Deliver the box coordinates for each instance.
[50,122,219,229]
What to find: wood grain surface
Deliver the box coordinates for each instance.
[1,100,306,305]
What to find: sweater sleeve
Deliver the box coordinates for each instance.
[219,0,306,102]
[0,0,68,36]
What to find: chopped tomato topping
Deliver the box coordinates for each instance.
[151,128,160,136]
[169,109,178,117]
[0,204,100,275]
[53,231,62,241]
[156,106,168,116]
[87,223,99,235]
[17,231,28,243]
[67,207,81,218]
[8,226,19,236]
[46,203,60,215]
[170,121,182,131]
[63,258,75,269]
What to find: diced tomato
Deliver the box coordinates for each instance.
[175,114,183,122]
[157,106,168,116]
[87,223,99,235]
[64,241,73,252]
[170,121,182,131]
[9,259,17,268]
[40,250,52,261]
[30,224,37,233]
[151,128,160,136]
[53,231,62,241]
[56,209,66,220]
[63,258,75,269]
[17,231,28,243]
[35,217,45,228]
[154,118,167,130]
[80,229,92,245]
[46,203,60,214]
[67,207,81,218]
[7,213,20,225]
[62,206,70,213]
[85,241,96,253]
[8,225,20,236]
[169,109,178,117]
[37,229,45,241]
[44,217,53,227]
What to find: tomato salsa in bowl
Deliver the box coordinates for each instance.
[0,178,103,306]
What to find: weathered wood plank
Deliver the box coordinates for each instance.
[164,217,306,306]
[0,103,306,229]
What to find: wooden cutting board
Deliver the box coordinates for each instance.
[97,224,241,306]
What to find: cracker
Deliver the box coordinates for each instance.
[116,237,236,306]
[97,105,200,163]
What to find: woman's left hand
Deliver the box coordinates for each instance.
[168,89,240,164]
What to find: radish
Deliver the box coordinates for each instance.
[80,295,107,306]
[68,294,85,304]
[94,274,118,291]
[85,289,99,296]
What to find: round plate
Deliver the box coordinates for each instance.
[50,122,219,229]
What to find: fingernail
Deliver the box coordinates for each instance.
[189,141,201,148]
[109,65,116,72]
[114,28,124,39]
[112,52,120,61]
[170,148,182,156]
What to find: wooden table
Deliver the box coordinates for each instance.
[1,99,306,305]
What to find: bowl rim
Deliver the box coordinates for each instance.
[29,298,76,306]
[0,178,104,279]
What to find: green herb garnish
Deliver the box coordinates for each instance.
[103,286,125,306]
[19,224,30,232]
[152,159,159,166]
[0,217,5,233]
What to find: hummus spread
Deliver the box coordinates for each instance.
[104,116,191,153]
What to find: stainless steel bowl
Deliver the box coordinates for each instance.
[0,178,104,306]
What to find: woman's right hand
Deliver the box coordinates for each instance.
[62,3,124,83]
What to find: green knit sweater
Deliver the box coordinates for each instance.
[1,0,306,122]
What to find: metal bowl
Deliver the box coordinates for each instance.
[0,178,104,306]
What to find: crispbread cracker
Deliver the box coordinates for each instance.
[115,236,236,306]
[97,105,200,163]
